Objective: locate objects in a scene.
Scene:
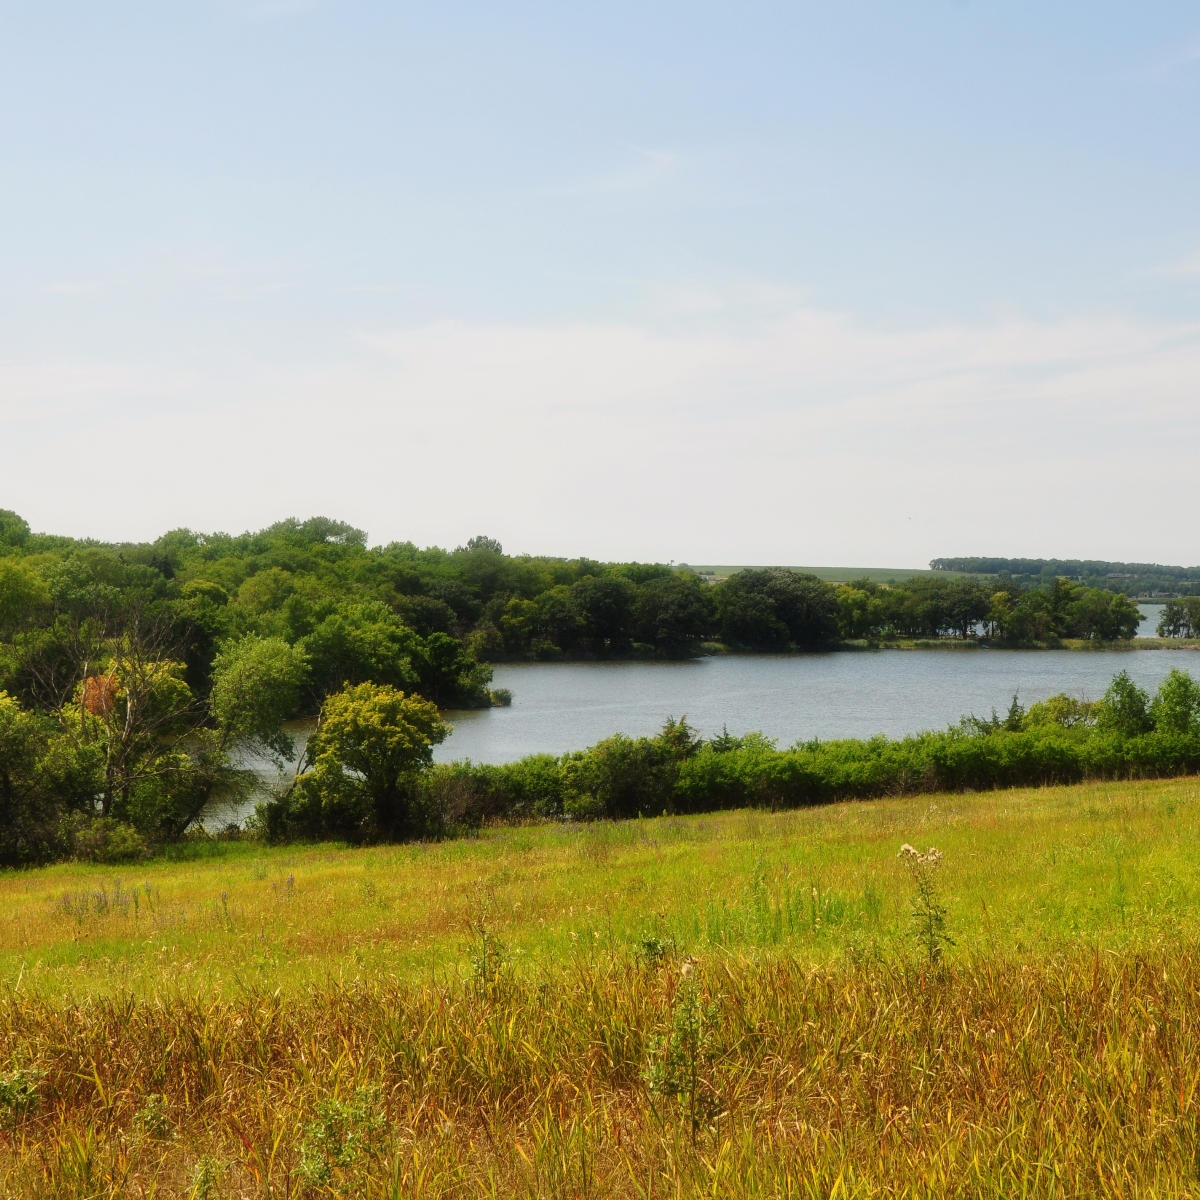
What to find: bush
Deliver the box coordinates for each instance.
[404,670,1200,832]
[68,816,148,864]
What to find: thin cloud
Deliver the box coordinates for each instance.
[1150,251,1200,278]
[5,307,1199,562]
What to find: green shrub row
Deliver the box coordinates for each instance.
[262,668,1200,839]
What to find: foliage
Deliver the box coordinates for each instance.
[277,682,449,841]
[713,568,838,649]
[209,635,309,761]
[0,692,99,866]
[643,979,721,1139]
[298,1088,385,1191]
[898,844,953,964]
[418,670,1200,826]
[1158,596,1200,638]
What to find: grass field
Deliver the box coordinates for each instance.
[5,777,1200,1196]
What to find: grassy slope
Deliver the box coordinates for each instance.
[6,778,1200,1197]
[6,776,1200,997]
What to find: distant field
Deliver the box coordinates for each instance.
[5,778,1200,1195]
[687,564,977,583]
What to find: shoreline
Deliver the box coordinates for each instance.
[478,637,1200,665]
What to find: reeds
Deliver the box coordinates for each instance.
[2,944,1199,1196]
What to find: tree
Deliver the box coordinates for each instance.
[714,569,838,649]
[1158,598,1200,639]
[836,585,883,639]
[1095,670,1153,736]
[299,601,423,702]
[570,575,638,648]
[0,692,100,865]
[1149,669,1200,735]
[1063,588,1140,640]
[209,635,309,760]
[291,682,449,840]
[418,631,493,706]
[633,574,714,653]
[0,509,30,550]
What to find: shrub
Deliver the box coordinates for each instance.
[68,816,148,864]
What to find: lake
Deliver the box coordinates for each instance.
[443,645,1196,763]
[207,602,1187,825]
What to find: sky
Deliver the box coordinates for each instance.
[2,2,1199,566]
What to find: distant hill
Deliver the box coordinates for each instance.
[685,565,971,585]
[931,557,1200,598]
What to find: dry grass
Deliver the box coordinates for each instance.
[3,776,1200,1195]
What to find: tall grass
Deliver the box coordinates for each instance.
[2,946,1200,1196]
[3,776,1200,1194]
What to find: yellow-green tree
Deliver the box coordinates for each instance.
[296,682,449,840]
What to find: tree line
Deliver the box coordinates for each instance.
[0,507,1170,863]
[931,556,1200,598]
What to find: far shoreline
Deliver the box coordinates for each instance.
[477,637,1200,667]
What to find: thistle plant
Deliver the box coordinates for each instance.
[643,973,721,1142]
[898,844,954,965]
[298,1087,385,1191]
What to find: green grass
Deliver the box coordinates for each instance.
[8,778,1200,1197]
[6,775,1200,999]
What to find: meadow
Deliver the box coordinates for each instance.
[4,776,1200,1196]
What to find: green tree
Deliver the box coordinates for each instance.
[0,510,30,550]
[209,635,309,760]
[836,584,883,639]
[0,692,100,865]
[291,682,449,840]
[633,574,714,653]
[1095,670,1153,736]
[570,575,638,649]
[299,601,423,701]
[1149,669,1200,735]
[1157,598,1200,639]
[714,569,838,649]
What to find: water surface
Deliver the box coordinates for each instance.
[444,646,1197,764]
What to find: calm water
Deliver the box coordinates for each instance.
[442,645,1196,763]
[205,602,1182,825]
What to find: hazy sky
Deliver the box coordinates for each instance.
[3,3,1199,565]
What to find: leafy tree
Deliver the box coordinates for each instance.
[714,569,838,649]
[1024,693,1097,729]
[237,568,296,613]
[1158,598,1200,639]
[633,574,714,652]
[288,682,449,840]
[1063,588,1140,640]
[562,718,699,820]
[418,632,493,705]
[0,692,100,865]
[209,636,309,760]
[0,510,31,550]
[1149,669,1200,735]
[1095,670,1153,736]
[836,585,883,639]
[570,575,638,648]
[299,601,423,702]
[0,559,50,634]
[533,585,583,650]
